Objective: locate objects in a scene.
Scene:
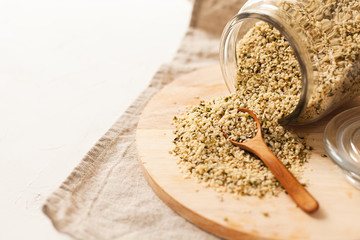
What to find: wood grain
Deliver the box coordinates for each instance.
[136,65,360,240]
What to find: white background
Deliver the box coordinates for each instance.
[0,0,191,239]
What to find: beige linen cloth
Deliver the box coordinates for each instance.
[43,0,246,239]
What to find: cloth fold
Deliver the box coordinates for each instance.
[43,0,246,239]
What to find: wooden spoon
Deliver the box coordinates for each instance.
[222,108,319,213]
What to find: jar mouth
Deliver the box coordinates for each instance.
[219,12,310,125]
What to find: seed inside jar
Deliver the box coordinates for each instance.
[280,0,360,121]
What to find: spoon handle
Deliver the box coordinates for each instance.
[251,139,319,213]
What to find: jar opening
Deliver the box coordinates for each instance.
[220,13,311,125]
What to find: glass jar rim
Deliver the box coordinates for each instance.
[219,11,312,125]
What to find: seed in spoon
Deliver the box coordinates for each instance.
[218,108,257,143]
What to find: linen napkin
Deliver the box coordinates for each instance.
[43,0,246,239]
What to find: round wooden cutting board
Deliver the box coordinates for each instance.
[136,65,360,240]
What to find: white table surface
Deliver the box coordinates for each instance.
[0,0,191,239]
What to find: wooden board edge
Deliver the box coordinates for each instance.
[135,129,274,240]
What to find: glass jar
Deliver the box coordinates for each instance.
[219,0,360,125]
